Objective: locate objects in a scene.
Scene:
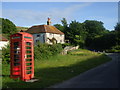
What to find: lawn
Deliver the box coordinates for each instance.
[2,49,111,88]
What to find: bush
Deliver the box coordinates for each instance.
[105,45,120,53]
[2,42,63,63]
[61,43,71,48]
[111,45,120,50]
[34,42,63,60]
[49,44,63,55]
[2,44,10,64]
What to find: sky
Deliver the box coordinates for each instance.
[1,2,118,30]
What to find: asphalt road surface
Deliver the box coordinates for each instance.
[50,53,120,88]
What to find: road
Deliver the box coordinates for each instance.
[50,53,120,88]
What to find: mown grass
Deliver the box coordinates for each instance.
[2,49,111,88]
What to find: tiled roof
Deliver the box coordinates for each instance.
[0,34,8,41]
[26,25,64,35]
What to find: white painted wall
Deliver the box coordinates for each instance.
[33,33,45,44]
[33,33,65,45]
[0,41,9,50]
[45,33,65,44]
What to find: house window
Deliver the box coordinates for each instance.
[49,33,52,35]
[37,34,40,37]
[36,40,39,43]
[60,40,62,42]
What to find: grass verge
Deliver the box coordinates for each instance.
[2,49,111,88]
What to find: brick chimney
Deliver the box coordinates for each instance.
[47,17,51,25]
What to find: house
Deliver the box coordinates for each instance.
[0,35,9,50]
[26,18,65,45]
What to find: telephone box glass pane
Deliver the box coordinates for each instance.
[26,55,32,58]
[14,55,19,58]
[26,51,31,53]
[26,71,32,74]
[26,47,31,49]
[14,51,20,54]
[14,59,20,62]
[26,42,31,45]
[14,63,20,66]
[26,59,32,61]
[14,42,19,45]
[26,67,32,70]
[26,63,32,66]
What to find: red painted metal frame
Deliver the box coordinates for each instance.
[10,32,34,81]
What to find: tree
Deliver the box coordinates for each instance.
[115,23,120,32]
[61,18,70,40]
[115,23,120,45]
[61,18,68,27]
[67,20,87,47]
[2,18,17,39]
[54,24,64,32]
[84,20,106,48]
[84,20,106,37]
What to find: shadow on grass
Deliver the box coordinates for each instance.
[2,54,111,88]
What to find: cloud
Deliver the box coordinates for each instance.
[2,2,92,26]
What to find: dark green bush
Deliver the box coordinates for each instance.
[34,42,63,60]
[105,45,120,53]
[61,43,71,48]
[49,43,63,55]
[2,44,10,64]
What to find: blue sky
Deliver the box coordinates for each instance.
[2,2,118,30]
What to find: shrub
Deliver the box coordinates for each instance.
[105,45,120,53]
[61,43,71,48]
[49,44,63,55]
[2,44,10,64]
[34,42,63,60]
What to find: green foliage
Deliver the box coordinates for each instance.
[1,18,17,39]
[61,43,71,48]
[16,26,28,32]
[112,45,120,50]
[54,24,64,32]
[2,44,10,64]
[115,23,120,32]
[34,42,63,60]
[105,45,120,53]
[88,32,117,51]
[61,18,68,27]
[114,23,120,45]
[84,20,106,36]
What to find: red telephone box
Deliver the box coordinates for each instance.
[10,32,34,81]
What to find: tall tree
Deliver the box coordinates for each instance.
[115,23,120,32]
[54,24,64,32]
[84,20,106,37]
[68,20,87,47]
[115,23,120,45]
[84,20,106,48]
[61,18,70,40]
[61,18,68,27]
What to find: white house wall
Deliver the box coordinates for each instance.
[45,33,64,44]
[33,33,65,45]
[0,41,9,50]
